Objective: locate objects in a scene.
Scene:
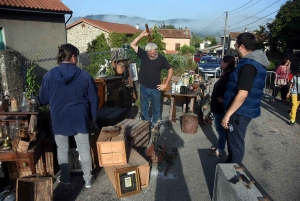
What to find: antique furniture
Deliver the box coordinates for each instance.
[0,112,48,179]
[164,89,202,125]
[94,76,124,109]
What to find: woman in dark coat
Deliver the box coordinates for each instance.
[208,55,235,156]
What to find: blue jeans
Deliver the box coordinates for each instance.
[140,85,161,123]
[55,133,92,183]
[213,113,226,151]
[226,113,251,163]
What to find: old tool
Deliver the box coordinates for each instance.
[146,120,165,164]
[145,24,152,42]
[164,148,178,176]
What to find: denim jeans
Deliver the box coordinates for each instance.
[140,85,161,123]
[226,113,251,163]
[55,133,92,183]
[213,113,226,151]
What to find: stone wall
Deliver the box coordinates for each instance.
[67,22,109,53]
[0,50,24,101]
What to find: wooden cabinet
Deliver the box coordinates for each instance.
[95,76,124,109]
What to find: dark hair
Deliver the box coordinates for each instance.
[222,55,235,73]
[56,44,79,64]
[280,56,289,65]
[236,33,257,51]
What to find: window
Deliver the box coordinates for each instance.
[0,27,4,50]
[175,43,180,51]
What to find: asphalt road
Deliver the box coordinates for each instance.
[53,88,300,201]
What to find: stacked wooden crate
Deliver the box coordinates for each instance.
[96,119,151,198]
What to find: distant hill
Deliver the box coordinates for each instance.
[66,14,214,37]
[66,14,274,38]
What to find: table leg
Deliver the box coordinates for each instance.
[190,97,195,113]
[172,97,176,123]
[169,97,174,126]
[28,153,36,174]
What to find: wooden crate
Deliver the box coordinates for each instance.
[104,148,150,190]
[16,175,52,201]
[8,141,54,179]
[115,119,150,152]
[96,130,127,166]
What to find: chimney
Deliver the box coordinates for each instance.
[184,27,188,35]
[136,23,139,30]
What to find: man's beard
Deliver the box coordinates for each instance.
[148,53,158,60]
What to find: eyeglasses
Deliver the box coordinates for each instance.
[147,51,156,55]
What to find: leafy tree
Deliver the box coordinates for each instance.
[180,45,195,54]
[254,25,269,52]
[108,32,128,48]
[86,34,111,77]
[158,22,176,29]
[191,33,202,48]
[266,0,300,53]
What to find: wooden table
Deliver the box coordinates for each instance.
[164,89,202,125]
[0,134,47,178]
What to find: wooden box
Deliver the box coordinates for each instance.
[96,130,127,166]
[16,175,52,201]
[115,119,150,152]
[104,148,150,198]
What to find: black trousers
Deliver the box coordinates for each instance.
[225,113,251,163]
[272,85,288,100]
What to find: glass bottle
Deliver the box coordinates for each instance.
[21,92,29,112]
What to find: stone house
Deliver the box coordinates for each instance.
[157,28,191,54]
[66,18,140,53]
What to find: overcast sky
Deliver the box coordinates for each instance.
[62,0,287,36]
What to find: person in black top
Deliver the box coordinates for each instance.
[208,56,235,156]
[130,30,173,124]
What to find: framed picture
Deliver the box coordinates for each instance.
[129,63,138,81]
[115,167,140,198]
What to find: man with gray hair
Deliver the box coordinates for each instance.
[131,30,173,124]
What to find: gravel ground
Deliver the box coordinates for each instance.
[53,89,300,201]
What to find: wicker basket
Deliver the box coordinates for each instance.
[8,141,54,179]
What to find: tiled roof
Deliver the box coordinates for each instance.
[157,29,191,39]
[229,32,243,39]
[67,18,141,34]
[0,0,72,13]
[229,32,259,39]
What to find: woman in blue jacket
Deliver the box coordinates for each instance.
[38,44,99,188]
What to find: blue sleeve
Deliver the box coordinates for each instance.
[88,76,99,121]
[38,73,50,106]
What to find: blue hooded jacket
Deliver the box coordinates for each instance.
[223,50,269,118]
[38,63,99,136]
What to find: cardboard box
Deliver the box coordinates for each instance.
[96,129,127,166]
[104,148,150,191]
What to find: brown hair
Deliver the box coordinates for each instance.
[56,44,79,64]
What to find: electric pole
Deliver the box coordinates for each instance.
[222,11,228,58]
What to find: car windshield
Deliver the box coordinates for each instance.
[200,57,219,64]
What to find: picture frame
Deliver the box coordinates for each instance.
[129,63,138,82]
[115,166,140,198]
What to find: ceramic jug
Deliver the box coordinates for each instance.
[181,73,189,86]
